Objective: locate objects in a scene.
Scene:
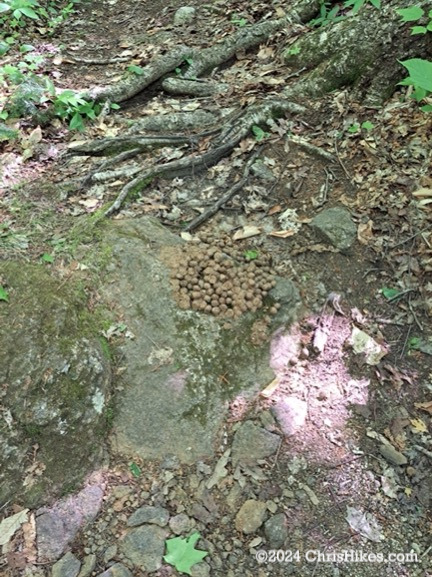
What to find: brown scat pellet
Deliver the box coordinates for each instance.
[270,306,278,315]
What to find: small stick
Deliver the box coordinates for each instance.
[184,146,262,232]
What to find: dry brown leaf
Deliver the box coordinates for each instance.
[410,418,428,433]
[269,230,296,238]
[414,400,432,414]
[233,226,261,240]
[412,187,432,198]
[268,204,282,215]
[357,220,374,245]
[260,377,280,398]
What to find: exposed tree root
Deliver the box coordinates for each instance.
[106,101,304,216]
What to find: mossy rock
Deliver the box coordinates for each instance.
[0,261,111,507]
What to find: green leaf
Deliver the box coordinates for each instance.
[110,103,120,109]
[251,125,268,141]
[127,65,144,75]
[20,44,34,52]
[411,26,427,34]
[396,6,424,22]
[0,2,11,12]
[421,103,432,112]
[129,462,141,477]
[20,6,39,19]
[0,286,9,302]
[41,253,54,263]
[164,532,208,575]
[348,123,360,133]
[244,250,258,260]
[399,59,432,92]
[361,120,374,131]
[69,112,84,131]
[369,0,380,8]
[381,287,402,300]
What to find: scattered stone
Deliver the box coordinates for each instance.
[37,479,105,561]
[379,444,408,466]
[96,563,133,577]
[235,500,267,534]
[271,397,308,436]
[51,552,81,577]
[311,207,357,251]
[127,506,169,528]
[231,421,280,466]
[190,561,211,577]
[264,513,288,548]
[77,554,96,577]
[103,545,118,563]
[169,513,195,535]
[173,6,196,26]
[119,525,167,572]
[251,161,276,181]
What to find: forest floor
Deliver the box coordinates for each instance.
[0,0,432,576]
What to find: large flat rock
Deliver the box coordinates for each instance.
[102,218,281,464]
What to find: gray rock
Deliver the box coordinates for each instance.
[271,397,308,436]
[96,563,133,577]
[269,278,301,326]
[251,161,276,182]
[36,478,105,561]
[310,207,357,251]
[235,500,267,534]
[231,421,280,466]
[174,6,196,26]
[169,513,194,535]
[102,218,273,465]
[119,525,167,572]
[379,444,408,466]
[77,554,96,577]
[51,552,81,577]
[103,544,118,563]
[190,562,211,577]
[0,262,111,507]
[264,513,288,548]
[127,505,169,527]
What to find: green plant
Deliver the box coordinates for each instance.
[0,0,41,24]
[231,15,247,27]
[397,6,432,35]
[251,125,269,141]
[164,533,208,575]
[347,120,375,133]
[309,0,380,27]
[127,64,144,75]
[399,58,432,111]
[244,249,258,260]
[129,462,141,477]
[0,286,9,301]
[48,86,101,131]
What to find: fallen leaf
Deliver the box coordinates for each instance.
[414,400,432,414]
[233,226,261,240]
[0,509,29,546]
[268,230,296,238]
[410,418,428,433]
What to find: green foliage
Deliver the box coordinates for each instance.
[0,0,78,33]
[251,125,269,141]
[129,462,141,477]
[0,286,9,302]
[127,64,144,75]
[347,120,375,133]
[344,0,380,15]
[231,15,247,27]
[164,532,208,575]
[40,252,54,263]
[309,0,380,27]
[244,249,258,261]
[49,88,101,131]
[381,287,403,300]
[399,58,432,111]
[397,9,432,112]
[397,6,432,34]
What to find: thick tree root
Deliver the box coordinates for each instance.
[78,99,306,216]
